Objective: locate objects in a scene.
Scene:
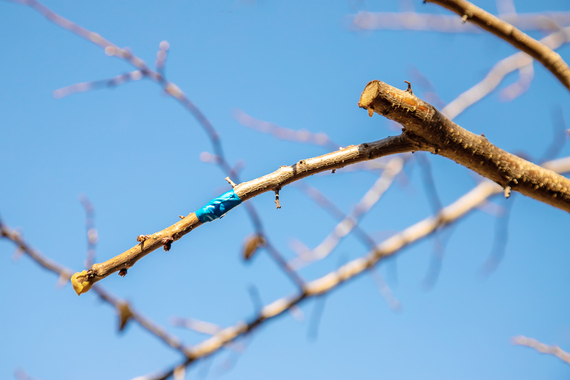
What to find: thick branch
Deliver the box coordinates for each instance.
[425,0,570,91]
[358,80,570,212]
[72,135,421,294]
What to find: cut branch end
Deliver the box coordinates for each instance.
[71,270,93,296]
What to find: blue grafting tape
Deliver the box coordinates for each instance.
[195,189,242,223]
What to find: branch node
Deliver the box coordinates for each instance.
[119,268,128,277]
[275,189,281,209]
[331,169,336,174]
[136,234,150,243]
[162,237,174,251]
[178,215,185,219]
[404,80,413,95]
[225,176,237,188]
[462,14,469,22]
[504,186,512,198]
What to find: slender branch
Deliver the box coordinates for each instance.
[71,135,421,294]
[512,336,570,365]
[293,179,402,311]
[358,80,570,212]
[0,222,190,356]
[442,25,570,120]
[425,0,570,91]
[348,11,570,33]
[290,156,405,268]
[232,109,339,151]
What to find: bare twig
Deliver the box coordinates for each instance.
[512,336,570,365]
[480,196,514,276]
[442,25,570,120]
[416,153,449,289]
[348,11,570,33]
[232,109,339,151]
[426,0,570,91]
[0,222,190,356]
[72,135,420,293]
[290,156,405,268]
[79,194,97,269]
[293,180,402,311]
[539,106,568,163]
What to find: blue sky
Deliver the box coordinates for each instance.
[1,0,570,379]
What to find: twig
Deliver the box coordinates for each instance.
[290,156,405,268]
[480,195,514,276]
[348,11,570,33]
[53,71,143,98]
[232,109,339,151]
[442,25,570,120]
[425,0,570,91]
[539,106,568,163]
[78,194,97,269]
[71,135,420,293]
[0,222,190,356]
[293,180,402,311]
[512,336,570,365]
[416,153,449,289]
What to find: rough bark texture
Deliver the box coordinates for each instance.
[72,135,422,294]
[358,80,570,212]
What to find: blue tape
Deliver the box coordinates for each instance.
[195,189,242,223]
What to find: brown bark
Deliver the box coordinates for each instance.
[72,135,421,294]
[358,80,570,212]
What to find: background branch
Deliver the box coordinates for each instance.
[426,0,570,90]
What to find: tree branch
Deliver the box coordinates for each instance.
[358,80,570,212]
[512,336,570,365]
[71,135,421,294]
[425,0,570,91]
[0,222,190,356]
[348,11,570,33]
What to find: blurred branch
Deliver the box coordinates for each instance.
[291,156,405,268]
[293,179,402,311]
[348,11,570,33]
[512,336,570,365]
[0,221,190,357]
[480,195,514,276]
[416,153,450,289]
[233,109,339,151]
[79,194,97,269]
[539,106,568,163]
[53,71,143,98]
[443,25,570,119]
[359,80,570,212]
[425,0,570,91]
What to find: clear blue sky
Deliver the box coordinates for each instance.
[1,0,569,379]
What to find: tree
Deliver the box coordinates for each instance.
[1,0,569,379]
